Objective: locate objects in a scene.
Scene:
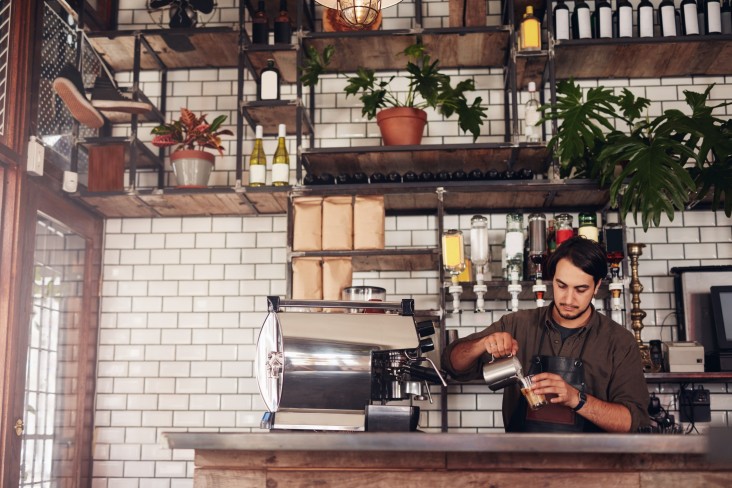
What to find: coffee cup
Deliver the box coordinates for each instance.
[520,375,547,410]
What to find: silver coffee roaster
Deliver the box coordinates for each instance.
[256,296,446,432]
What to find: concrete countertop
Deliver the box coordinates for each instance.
[164,431,709,455]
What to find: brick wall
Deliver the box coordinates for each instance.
[88,1,732,486]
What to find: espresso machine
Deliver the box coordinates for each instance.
[256,296,446,432]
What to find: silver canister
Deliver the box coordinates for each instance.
[482,355,524,391]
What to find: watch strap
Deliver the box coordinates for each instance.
[573,391,587,412]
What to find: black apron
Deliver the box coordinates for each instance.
[508,322,602,433]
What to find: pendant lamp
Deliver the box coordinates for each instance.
[315,0,403,29]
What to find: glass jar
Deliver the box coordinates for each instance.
[578,212,599,242]
[555,213,574,246]
[470,215,489,267]
[442,229,466,276]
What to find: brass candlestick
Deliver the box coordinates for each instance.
[627,243,656,372]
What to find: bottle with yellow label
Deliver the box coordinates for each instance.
[520,6,541,51]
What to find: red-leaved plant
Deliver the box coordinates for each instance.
[151,108,233,155]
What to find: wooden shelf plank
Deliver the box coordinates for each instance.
[76,193,159,218]
[303,28,510,73]
[556,36,732,79]
[291,248,438,272]
[72,187,290,218]
[301,144,551,178]
[244,47,299,84]
[138,189,255,216]
[516,51,547,90]
[87,28,239,72]
[241,100,312,135]
[645,372,732,383]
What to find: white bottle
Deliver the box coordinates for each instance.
[524,82,541,143]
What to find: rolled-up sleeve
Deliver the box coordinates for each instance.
[608,341,652,432]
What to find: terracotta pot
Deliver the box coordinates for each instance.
[375,107,428,146]
[170,149,215,188]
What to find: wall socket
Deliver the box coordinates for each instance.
[62,171,78,193]
[27,136,45,176]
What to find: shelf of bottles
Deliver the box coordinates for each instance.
[549,0,732,79]
[442,209,625,315]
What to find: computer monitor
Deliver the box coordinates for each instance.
[710,286,732,351]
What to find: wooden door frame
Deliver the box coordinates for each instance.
[0,172,103,488]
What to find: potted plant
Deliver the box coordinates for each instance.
[151,107,233,188]
[540,80,732,230]
[300,43,488,145]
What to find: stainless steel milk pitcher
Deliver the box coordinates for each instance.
[482,355,524,391]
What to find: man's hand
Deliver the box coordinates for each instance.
[482,332,519,359]
[530,372,633,432]
[530,372,580,408]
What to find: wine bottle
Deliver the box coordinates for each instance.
[273,0,292,44]
[572,0,593,39]
[638,0,655,37]
[319,173,335,185]
[659,0,679,36]
[722,0,732,33]
[681,0,700,35]
[524,81,541,143]
[468,169,484,180]
[352,172,368,184]
[403,171,418,183]
[336,173,352,185]
[259,59,281,100]
[706,0,723,33]
[519,6,541,51]
[386,171,402,183]
[554,0,571,41]
[698,0,707,33]
[252,0,269,45]
[594,0,614,38]
[370,172,385,184]
[615,0,634,38]
[272,124,289,186]
[248,125,266,187]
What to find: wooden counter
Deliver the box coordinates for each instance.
[165,431,732,488]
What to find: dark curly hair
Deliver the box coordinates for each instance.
[546,236,608,285]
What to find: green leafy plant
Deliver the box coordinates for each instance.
[300,43,487,141]
[541,80,732,230]
[151,108,233,155]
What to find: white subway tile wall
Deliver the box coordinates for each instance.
[92,1,732,486]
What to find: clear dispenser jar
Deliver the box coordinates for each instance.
[470,215,489,267]
[505,213,524,274]
[578,212,599,242]
[555,213,574,246]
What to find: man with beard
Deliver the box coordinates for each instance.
[442,236,650,433]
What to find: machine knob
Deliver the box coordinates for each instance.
[416,320,435,337]
[419,338,435,353]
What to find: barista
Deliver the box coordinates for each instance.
[442,236,650,433]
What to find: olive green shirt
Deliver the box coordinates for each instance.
[442,304,651,432]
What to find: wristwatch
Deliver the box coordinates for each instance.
[573,391,587,412]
